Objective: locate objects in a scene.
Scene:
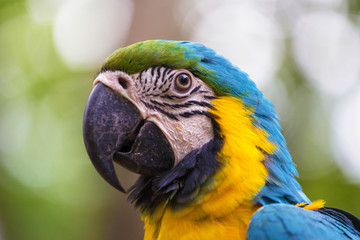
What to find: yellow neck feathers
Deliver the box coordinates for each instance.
[142,96,277,240]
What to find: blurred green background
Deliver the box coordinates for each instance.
[1,0,360,239]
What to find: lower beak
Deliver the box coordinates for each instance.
[83,83,175,192]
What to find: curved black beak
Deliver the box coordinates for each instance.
[83,83,175,192]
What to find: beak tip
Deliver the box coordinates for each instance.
[109,177,127,193]
[88,153,126,193]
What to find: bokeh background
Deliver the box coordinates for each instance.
[1,0,360,239]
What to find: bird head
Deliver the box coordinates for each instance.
[83,40,309,212]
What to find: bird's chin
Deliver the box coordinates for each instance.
[83,82,175,193]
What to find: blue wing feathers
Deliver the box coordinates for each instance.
[324,207,360,233]
[247,204,360,240]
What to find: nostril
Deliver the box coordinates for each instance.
[118,77,128,89]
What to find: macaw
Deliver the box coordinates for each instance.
[83,40,360,239]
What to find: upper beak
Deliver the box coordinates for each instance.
[83,82,175,192]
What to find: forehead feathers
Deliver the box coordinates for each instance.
[101,40,260,100]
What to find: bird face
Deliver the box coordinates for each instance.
[83,40,311,213]
[84,66,216,192]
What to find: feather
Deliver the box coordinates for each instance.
[247,204,360,240]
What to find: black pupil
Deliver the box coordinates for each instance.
[178,75,189,85]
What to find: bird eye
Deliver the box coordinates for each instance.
[174,73,192,92]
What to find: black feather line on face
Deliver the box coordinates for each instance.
[127,117,223,212]
[190,85,201,94]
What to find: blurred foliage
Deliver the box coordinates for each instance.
[0,0,359,240]
[0,1,116,239]
[348,0,360,14]
[278,33,360,215]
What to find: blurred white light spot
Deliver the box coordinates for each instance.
[331,86,360,182]
[292,11,360,97]
[184,2,283,87]
[26,0,65,24]
[53,0,133,69]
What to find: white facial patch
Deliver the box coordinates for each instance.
[94,68,216,164]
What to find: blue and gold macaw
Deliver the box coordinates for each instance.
[83,40,360,239]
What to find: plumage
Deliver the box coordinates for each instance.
[248,204,360,240]
[83,40,360,239]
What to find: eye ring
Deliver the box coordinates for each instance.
[174,73,192,93]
